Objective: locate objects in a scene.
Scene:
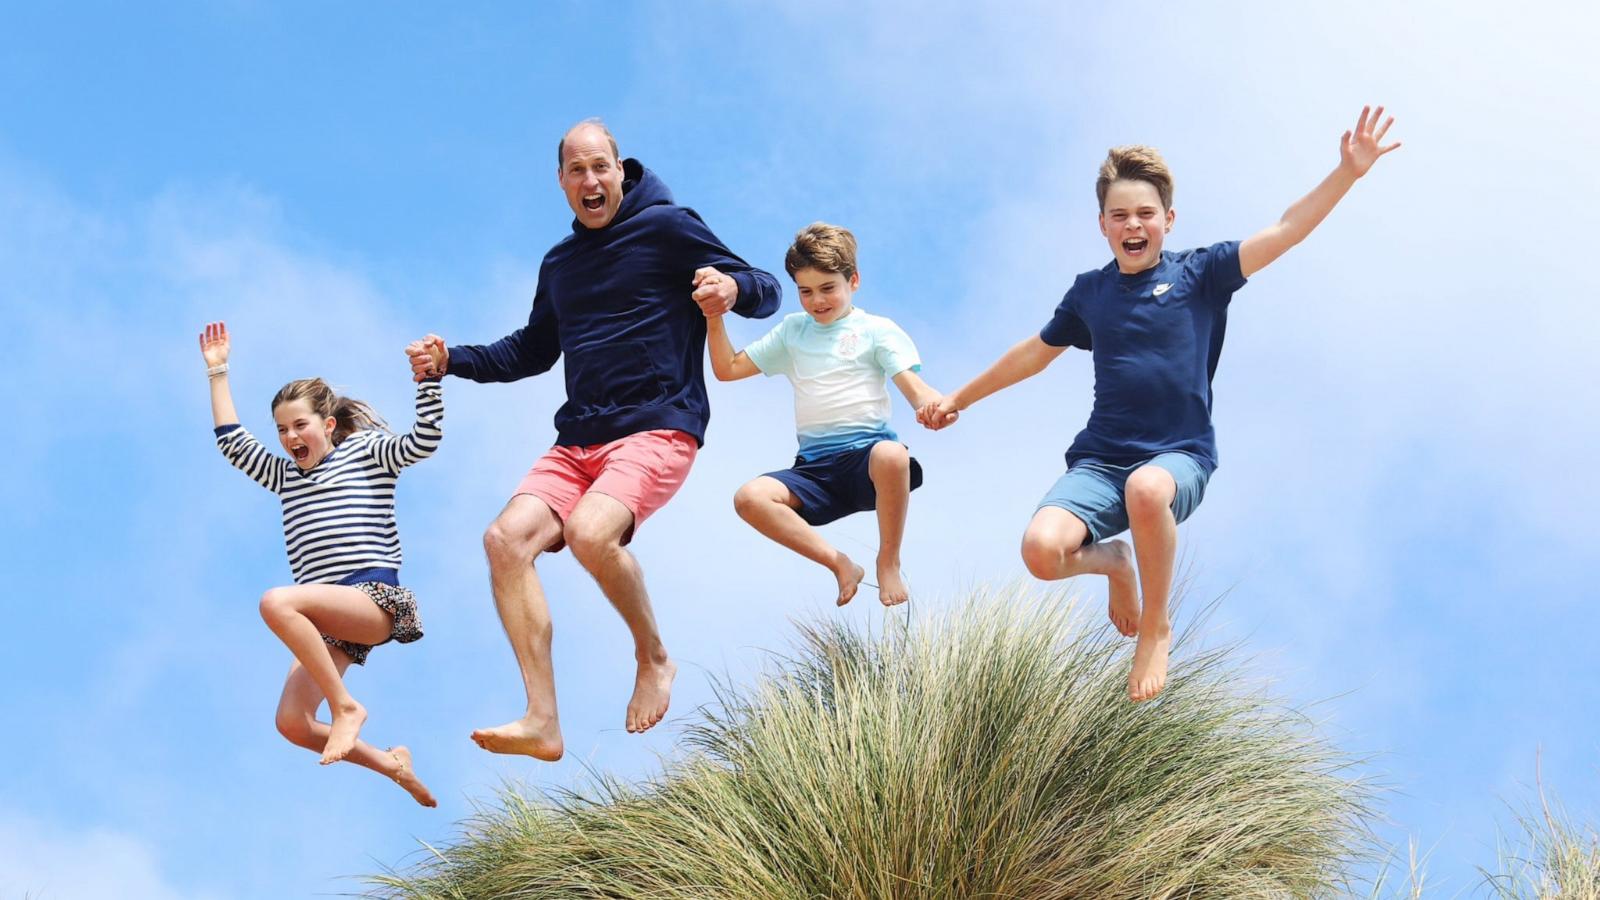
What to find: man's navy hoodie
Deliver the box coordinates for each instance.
[445,159,781,447]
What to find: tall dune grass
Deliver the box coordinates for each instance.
[370,586,1376,899]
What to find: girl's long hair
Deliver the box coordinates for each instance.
[270,378,389,445]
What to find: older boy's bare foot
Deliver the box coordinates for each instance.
[386,746,438,808]
[470,717,565,761]
[831,557,866,606]
[877,560,910,607]
[321,700,366,764]
[1128,620,1172,703]
[626,656,676,733]
[1105,540,1139,637]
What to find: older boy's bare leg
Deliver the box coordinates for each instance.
[564,493,676,734]
[868,442,913,607]
[734,476,864,606]
[258,583,394,764]
[275,660,438,807]
[1124,465,1179,702]
[473,494,567,760]
[1021,507,1140,637]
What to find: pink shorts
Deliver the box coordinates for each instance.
[514,429,699,548]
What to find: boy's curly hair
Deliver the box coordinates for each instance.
[785,222,858,280]
[1097,145,1174,211]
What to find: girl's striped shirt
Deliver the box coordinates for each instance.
[214,381,443,585]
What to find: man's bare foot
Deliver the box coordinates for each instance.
[321,699,367,765]
[1128,619,1172,703]
[876,560,910,607]
[386,746,438,808]
[626,656,677,733]
[1105,540,1139,638]
[831,557,866,606]
[470,716,565,761]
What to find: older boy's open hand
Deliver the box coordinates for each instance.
[406,334,447,382]
[1340,105,1401,178]
[917,396,960,431]
[691,266,738,317]
[199,321,230,367]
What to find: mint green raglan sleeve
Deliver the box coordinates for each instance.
[741,316,794,377]
[870,316,922,378]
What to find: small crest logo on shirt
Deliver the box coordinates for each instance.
[1153,283,1172,297]
[836,332,860,356]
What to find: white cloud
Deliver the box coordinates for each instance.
[0,809,223,900]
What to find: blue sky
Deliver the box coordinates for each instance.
[4,1,1599,896]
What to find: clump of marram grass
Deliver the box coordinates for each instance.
[369,585,1377,899]
[1484,777,1600,900]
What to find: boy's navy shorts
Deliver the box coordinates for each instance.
[764,441,924,527]
[1036,451,1210,545]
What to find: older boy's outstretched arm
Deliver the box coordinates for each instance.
[1239,105,1400,279]
[705,314,761,381]
[916,335,1064,430]
[891,369,942,411]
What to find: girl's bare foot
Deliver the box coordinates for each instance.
[876,560,910,607]
[470,716,565,761]
[625,656,676,733]
[321,700,367,764]
[1128,620,1172,702]
[831,556,866,606]
[1105,540,1139,637]
[387,746,438,808]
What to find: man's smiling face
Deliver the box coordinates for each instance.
[1099,179,1175,274]
[559,125,625,230]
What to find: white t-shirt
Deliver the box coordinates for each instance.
[743,307,921,460]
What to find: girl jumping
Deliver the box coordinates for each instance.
[200,320,442,807]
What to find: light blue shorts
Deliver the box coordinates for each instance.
[1036,451,1210,545]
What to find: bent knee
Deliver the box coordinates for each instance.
[733,480,779,518]
[869,441,911,472]
[563,519,620,564]
[1124,467,1177,515]
[259,588,293,622]
[275,710,317,748]
[483,517,541,567]
[1020,532,1066,580]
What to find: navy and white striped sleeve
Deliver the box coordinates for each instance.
[215,425,288,493]
[367,380,444,474]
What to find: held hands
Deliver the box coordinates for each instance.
[406,334,448,382]
[1339,105,1401,178]
[691,267,739,317]
[916,396,961,431]
[199,321,231,369]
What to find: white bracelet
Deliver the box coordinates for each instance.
[207,363,229,377]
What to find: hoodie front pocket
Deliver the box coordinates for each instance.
[565,339,667,418]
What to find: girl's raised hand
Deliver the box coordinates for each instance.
[200,321,231,367]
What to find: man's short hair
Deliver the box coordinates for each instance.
[1096,145,1174,211]
[558,118,620,168]
[785,222,858,280]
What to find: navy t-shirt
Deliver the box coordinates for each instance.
[1039,240,1247,472]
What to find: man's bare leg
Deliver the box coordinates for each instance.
[564,492,676,734]
[1123,465,1179,702]
[472,494,568,759]
[258,584,395,764]
[274,659,438,807]
[1020,507,1141,637]
[867,442,913,607]
[734,476,864,606]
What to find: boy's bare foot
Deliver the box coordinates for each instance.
[1128,619,1172,703]
[386,746,438,808]
[831,557,866,606]
[470,716,565,761]
[876,560,910,607]
[1105,540,1139,637]
[321,700,366,765]
[626,656,677,733]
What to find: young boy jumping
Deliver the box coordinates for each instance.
[705,222,943,607]
[920,106,1400,702]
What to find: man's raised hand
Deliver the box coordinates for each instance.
[406,334,448,382]
[1340,105,1400,178]
[691,267,738,317]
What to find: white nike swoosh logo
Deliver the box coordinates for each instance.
[1153,283,1172,296]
